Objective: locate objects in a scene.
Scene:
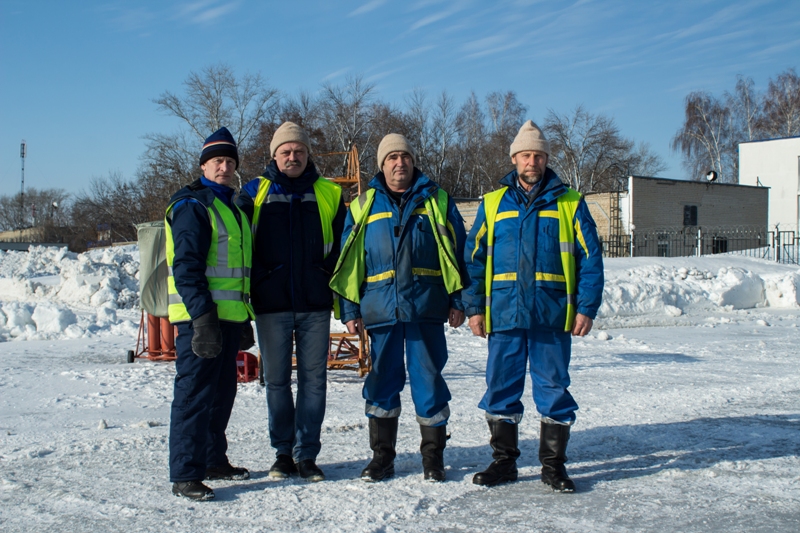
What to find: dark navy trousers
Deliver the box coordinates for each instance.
[169,321,242,482]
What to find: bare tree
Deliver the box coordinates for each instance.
[671,91,736,182]
[145,63,280,189]
[726,75,763,142]
[760,67,800,138]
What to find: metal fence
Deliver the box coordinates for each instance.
[600,227,800,265]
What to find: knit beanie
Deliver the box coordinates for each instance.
[377,133,416,169]
[199,127,239,169]
[270,122,311,157]
[509,120,550,157]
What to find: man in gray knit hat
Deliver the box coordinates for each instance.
[330,133,467,482]
[463,120,604,492]
[237,122,346,482]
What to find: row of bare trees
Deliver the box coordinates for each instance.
[672,68,800,183]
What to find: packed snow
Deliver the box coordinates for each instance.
[1,245,799,532]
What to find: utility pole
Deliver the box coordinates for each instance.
[20,140,26,229]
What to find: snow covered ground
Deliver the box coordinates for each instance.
[1,246,799,532]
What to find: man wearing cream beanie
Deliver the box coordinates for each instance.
[331,133,468,483]
[463,120,604,492]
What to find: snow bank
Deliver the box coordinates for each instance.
[1,245,799,341]
[0,245,139,341]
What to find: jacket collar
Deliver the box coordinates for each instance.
[262,159,320,192]
[369,168,436,200]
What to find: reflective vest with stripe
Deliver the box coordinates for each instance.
[250,176,342,259]
[481,186,581,333]
[329,187,462,304]
[165,197,254,323]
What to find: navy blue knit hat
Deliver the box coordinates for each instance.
[199,127,239,169]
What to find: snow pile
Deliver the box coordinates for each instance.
[598,256,800,326]
[0,245,140,341]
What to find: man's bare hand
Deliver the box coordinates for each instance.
[571,313,593,337]
[449,308,465,328]
[345,318,363,335]
[468,314,486,338]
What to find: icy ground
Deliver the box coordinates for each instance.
[0,247,799,532]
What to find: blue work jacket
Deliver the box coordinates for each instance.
[339,170,467,329]
[463,169,604,332]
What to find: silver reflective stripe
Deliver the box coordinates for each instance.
[365,404,401,418]
[416,405,450,427]
[567,294,577,305]
[542,416,573,426]
[206,266,245,278]
[487,244,494,257]
[168,265,174,276]
[168,293,184,305]
[323,242,333,256]
[486,295,492,308]
[301,193,317,202]
[436,222,449,238]
[208,204,229,266]
[485,412,523,424]
[267,193,291,203]
[560,242,575,254]
[210,289,244,301]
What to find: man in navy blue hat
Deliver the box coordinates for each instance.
[166,127,255,501]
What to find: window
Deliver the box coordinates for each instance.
[683,205,698,226]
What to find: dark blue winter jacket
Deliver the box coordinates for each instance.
[236,160,346,315]
[339,170,467,328]
[166,176,242,321]
[463,168,604,332]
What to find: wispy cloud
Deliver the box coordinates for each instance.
[349,0,387,17]
[175,0,240,25]
[321,68,352,83]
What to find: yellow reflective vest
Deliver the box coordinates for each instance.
[165,196,254,323]
[481,186,581,333]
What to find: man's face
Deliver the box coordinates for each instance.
[200,156,237,187]
[512,150,548,188]
[275,142,308,178]
[382,151,414,193]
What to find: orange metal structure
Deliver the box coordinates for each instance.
[128,310,177,363]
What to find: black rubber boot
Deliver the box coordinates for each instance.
[472,420,520,486]
[361,417,398,482]
[172,480,215,501]
[420,425,448,482]
[539,421,576,493]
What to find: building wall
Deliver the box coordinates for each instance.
[739,137,800,229]
[629,176,768,231]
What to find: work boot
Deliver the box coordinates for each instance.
[205,463,250,481]
[172,480,215,501]
[420,425,448,482]
[297,459,326,482]
[472,420,520,486]
[361,417,398,482]
[268,454,298,480]
[539,420,576,493]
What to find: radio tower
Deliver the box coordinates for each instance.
[20,140,26,229]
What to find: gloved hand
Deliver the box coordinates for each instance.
[191,306,223,358]
[239,321,255,350]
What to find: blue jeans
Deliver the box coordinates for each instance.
[255,311,329,462]
[364,322,451,427]
[479,328,577,424]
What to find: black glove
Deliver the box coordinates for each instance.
[191,306,223,358]
[239,321,255,351]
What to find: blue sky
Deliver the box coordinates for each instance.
[1,0,798,195]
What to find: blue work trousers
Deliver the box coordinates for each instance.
[364,322,451,427]
[479,328,577,424]
[255,310,329,462]
[169,320,242,482]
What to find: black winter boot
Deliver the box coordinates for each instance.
[472,420,520,486]
[361,417,398,482]
[420,425,448,482]
[539,421,576,492]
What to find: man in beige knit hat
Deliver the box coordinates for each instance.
[463,120,604,492]
[330,133,467,483]
[237,122,346,483]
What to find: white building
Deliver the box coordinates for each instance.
[739,136,800,230]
